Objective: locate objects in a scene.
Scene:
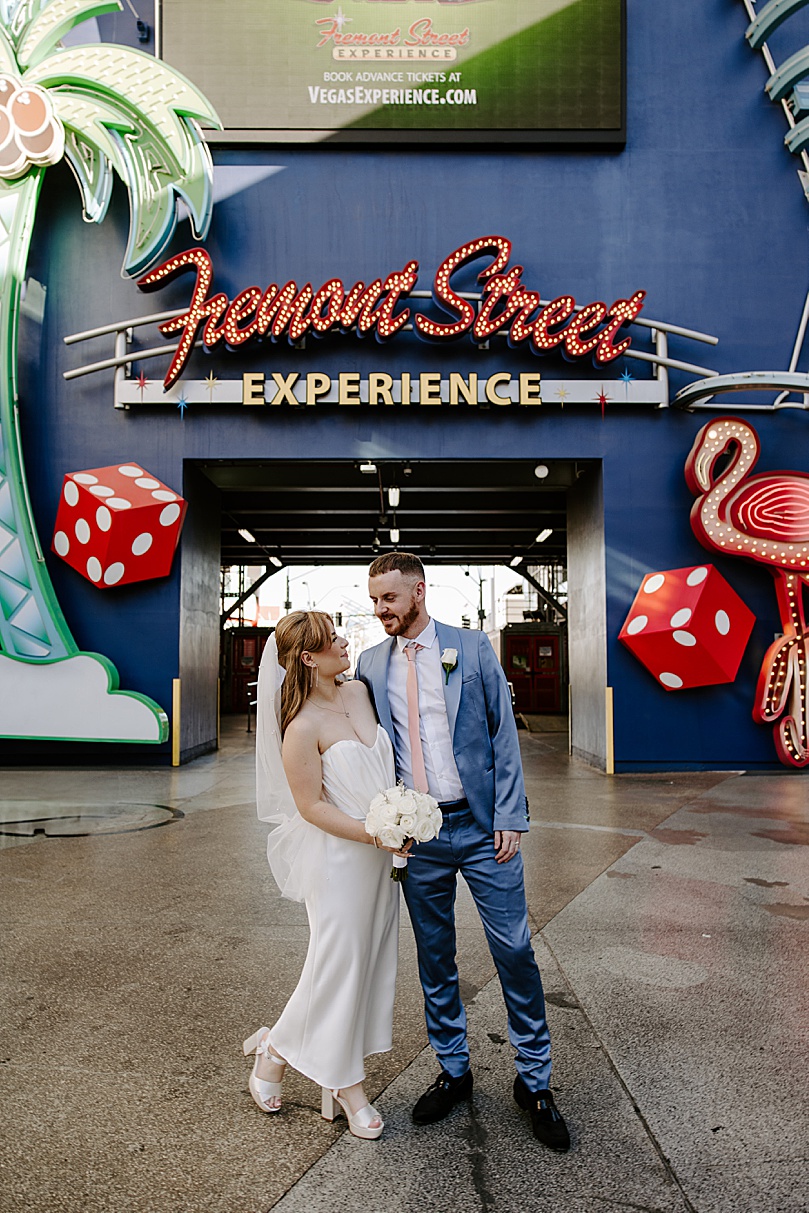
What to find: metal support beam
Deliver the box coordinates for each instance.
[220,565,275,626]
[505,565,568,621]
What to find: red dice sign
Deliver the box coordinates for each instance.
[52,463,186,589]
[619,564,755,690]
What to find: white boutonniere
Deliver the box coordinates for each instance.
[440,647,458,685]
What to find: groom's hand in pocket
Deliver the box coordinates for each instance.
[494,830,521,864]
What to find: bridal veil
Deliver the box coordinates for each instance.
[256,634,324,902]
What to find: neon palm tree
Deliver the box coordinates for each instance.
[0,0,219,742]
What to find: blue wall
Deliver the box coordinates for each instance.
[15,0,809,767]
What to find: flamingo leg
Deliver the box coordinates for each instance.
[754,571,809,765]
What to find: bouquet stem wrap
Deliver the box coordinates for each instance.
[365,783,443,882]
[391,853,409,882]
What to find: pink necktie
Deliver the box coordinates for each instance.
[404,642,429,793]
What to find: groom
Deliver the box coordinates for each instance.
[355,552,569,1152]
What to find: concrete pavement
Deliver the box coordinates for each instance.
[1,719,806,1212]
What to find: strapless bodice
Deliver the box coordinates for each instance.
[320,724,396,820]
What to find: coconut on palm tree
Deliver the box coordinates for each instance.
[0,0,219,743]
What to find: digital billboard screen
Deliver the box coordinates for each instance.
[159,0,625,145]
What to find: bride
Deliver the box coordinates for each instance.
[246,610,405,1140]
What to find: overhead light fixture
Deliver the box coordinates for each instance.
[403,465,413,476]
[510,556,523,567]
[238,528,256,544]
[388,486,400,508]
[536,529,553,543]
[372,532,381,550]
[360,461,377,473]
[269,556,283,568]
[534,464,549,479]
[390,526,400,544]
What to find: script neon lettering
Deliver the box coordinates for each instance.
[139,239,646,389]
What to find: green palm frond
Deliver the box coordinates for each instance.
[63,127,113,222]
[56,90,132,222]
[29,45,219,175]
[1,1,56,45]
[17,0,120,69]
[28,45,220,275]
[0,22,16,70]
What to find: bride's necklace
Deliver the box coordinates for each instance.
[309,687,350,717]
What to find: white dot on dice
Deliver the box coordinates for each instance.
[104,563,125,586]
[54,531,69,556]
[96,506,111,532]
[89,485,114,498]
[64,481,79,507]
[686,567,708,586]
[644,574,665,593]
[670,608,692,627]
[659,672,683,689]
[626,615,648,635]
[132,533,153,556]
[118,465,144,478]
[86,557,102,582]
[73,473,98,485]
[673,630,697,647]
[107,497,131,510]
[160,503,181,527]
[152,490,177,503]
[715,610,730,635]
[75,518,90,544]
[135,477,160,490]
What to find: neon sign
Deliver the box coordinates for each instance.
[139,236,646,389]
[686,416,809,767]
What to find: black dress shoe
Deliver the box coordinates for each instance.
[513,1076,571,1152]
[412,1069,473,1124]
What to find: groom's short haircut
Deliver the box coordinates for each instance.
[369,551,425,582]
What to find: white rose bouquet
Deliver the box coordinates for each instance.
[365,783,443,881]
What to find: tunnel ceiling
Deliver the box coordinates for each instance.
[200,459,586,567]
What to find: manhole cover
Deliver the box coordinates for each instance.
[0,802,183,838]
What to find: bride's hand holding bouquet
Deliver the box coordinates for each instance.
[365,783,443,881]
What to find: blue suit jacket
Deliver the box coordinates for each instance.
[355,620,529,834]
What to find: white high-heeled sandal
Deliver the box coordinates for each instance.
[321,1087,384,1140]
[243,1027,286,1113]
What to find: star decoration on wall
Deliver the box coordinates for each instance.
[205,371,218,403]
[176,394,189,419]
[594,386,611,418]
[136,371,148,399]
[555,384,569,408]
[334,7,352,31]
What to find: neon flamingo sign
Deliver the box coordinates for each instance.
[687,416,809,767]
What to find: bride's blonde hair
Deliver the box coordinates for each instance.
[275,610,335,733]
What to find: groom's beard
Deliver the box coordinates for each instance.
[378,597,420,636]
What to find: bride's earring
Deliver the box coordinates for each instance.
[310,665,319,689]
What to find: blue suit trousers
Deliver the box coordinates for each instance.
[402,806,552,1092]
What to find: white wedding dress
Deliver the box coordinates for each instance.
[265,724,400,1091]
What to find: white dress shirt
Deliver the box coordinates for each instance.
[387,617,465,802]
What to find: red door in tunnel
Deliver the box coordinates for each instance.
[503,630,564,713]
